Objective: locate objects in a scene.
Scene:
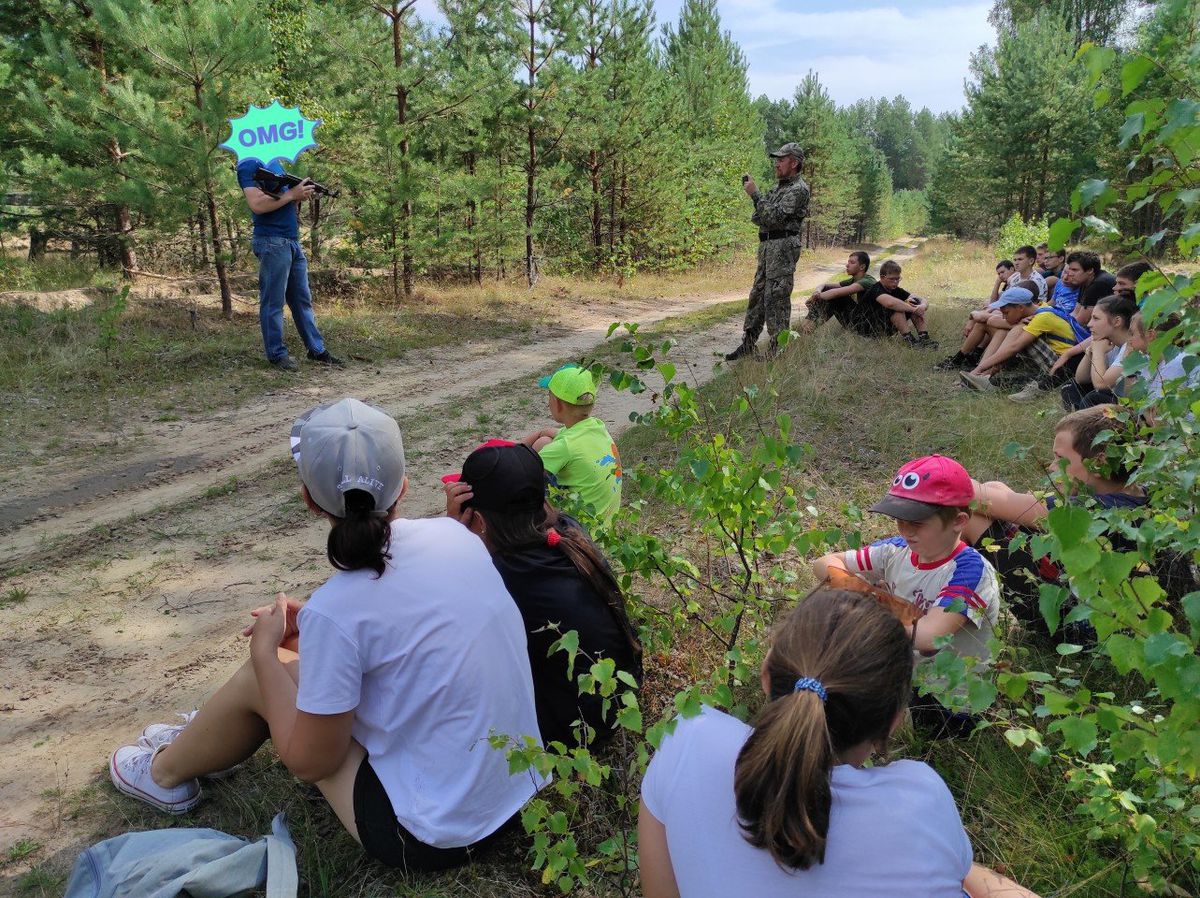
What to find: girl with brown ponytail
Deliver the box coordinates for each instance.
[445,440,642,748]
[638,587,1042,898]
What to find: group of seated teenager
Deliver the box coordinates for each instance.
[933,248,1159,404]
[803,251,938,348]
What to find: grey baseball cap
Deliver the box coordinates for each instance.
[770,142,804,161]
[290,398,405,517]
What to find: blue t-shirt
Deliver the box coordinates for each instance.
[1050,277,1079,313]
[236,159,299,240]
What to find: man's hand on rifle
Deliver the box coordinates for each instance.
[291,179,316,204]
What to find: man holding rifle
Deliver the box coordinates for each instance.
[724,142,810,361]
[237,158,343,371]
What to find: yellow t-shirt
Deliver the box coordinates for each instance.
[1023,309,1077,355]
[538,416,622,520]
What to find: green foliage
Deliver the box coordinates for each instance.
[889,189,931,238]
[995,213,1050,256]
[929,12,1117,240]
[999,3,1200,889]
[95,284,129,362]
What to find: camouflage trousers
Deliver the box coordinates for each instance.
[741,235,802,347]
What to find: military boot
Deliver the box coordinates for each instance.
[724,339,757,361]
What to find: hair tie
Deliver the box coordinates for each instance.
[794,677,827,703]
[546,529,562,548]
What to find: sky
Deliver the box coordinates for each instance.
[654,0,996,113]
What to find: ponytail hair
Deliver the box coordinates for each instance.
[326,489,393,578]
[479,503,643,675]
[734,587,913,870]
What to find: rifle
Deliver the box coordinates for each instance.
[252,167,339,199]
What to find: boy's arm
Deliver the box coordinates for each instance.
[522,427,558,447]
[813,552,850,580]
[536,429,570,475]
[972,478,1048,527]
[988,276,1004,303]
[874,291,919,313]
[814,282,864,302]
[1050,335,1090,374]
[913,605,968,655]
[979,326,1037,371]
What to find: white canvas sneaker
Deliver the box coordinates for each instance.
[139,711,241,779]
[1007,380,1044,402]
[109,743,201,814]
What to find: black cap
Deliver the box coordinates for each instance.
[460,444,546,512]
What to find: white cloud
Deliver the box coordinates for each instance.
[718,1,994,112]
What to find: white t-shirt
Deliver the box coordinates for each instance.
[641,707,973,898]
[1008,269,1047,301]
[296,516,547,847]
[841,538,1000,663]
[1143,352,1199,401]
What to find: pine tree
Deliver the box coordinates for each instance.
[97,0,269,316]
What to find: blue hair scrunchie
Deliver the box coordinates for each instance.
[793,677,827,703]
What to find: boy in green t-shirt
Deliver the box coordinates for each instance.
[802,250,876,330]
[523,364,622,520]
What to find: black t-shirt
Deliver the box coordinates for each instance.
[851,281,911,335]
[491,532,641,748]
[1081,271,1116,305]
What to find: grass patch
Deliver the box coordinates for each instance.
[0,587,30,609]
[0,254,117,293]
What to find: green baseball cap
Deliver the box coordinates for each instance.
[538,364,597,405]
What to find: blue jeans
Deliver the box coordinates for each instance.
[252,236,325,362]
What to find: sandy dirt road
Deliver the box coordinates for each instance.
[0,247,915,874]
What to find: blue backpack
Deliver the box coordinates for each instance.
[1033,306,1089,345]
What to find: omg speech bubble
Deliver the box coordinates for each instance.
[219,100,321,165]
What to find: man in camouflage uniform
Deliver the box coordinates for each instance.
[725,143,811,360]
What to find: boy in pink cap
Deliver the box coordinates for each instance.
[814,455,1000,737]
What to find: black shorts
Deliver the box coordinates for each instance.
[352,756,516,872]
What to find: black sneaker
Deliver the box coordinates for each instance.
[915,333,940,350]
[270,356,300,372]
[934,352,967,370]
[724,341,756,361]
[308,349,345,368]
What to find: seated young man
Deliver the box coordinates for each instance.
[1040,248,1065,294]
[961,405,1197,637]
[803,250,875,329]
[843,259,937,348]
[935,252,1043,371]
[987,258,1017,306]
[1114,260,1153,301]
[1049,249,1114,313]
[1010,244,1047,302]
[958,284,1093,395]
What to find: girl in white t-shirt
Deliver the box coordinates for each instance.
[1064,293,1138,409]
[108,399,545,872]
[638,587,1041,898]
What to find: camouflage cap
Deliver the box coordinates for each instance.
[769,142,804,161]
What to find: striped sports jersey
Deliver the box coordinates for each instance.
[841,537,1000,663]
